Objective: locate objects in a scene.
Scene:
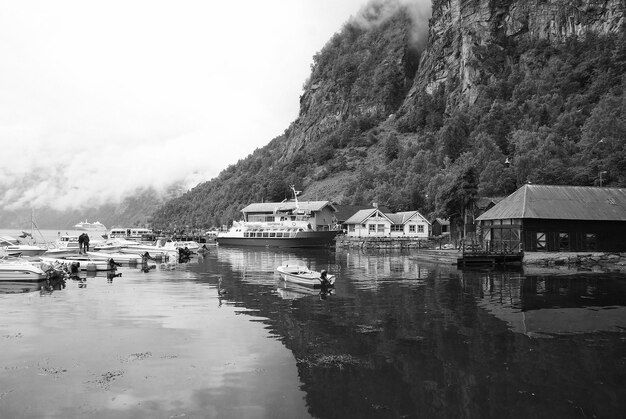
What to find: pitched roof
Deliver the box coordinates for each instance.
[386,211,431,225]
[344,209,430,225]
[476,184,626,221]
[476,197,505,209]
[334,204,390,222]
[345,209,393,224]
[241,201,336,213]
[433,218,450,226]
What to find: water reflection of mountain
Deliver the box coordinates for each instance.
[192,250,626,418]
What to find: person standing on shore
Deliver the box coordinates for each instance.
[84,234,90,253]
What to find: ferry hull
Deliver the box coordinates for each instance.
[216,231,339,248]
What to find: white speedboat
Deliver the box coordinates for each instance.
[119,239,195,255]
[0,258,48,281]
[0,235,47,257]
[276,260,335,288]
[43,234,81,257]
[73,220,107,231]
[91,237,138,252]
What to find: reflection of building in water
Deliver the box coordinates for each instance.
[475,271,626,337]
[343,251,434,279]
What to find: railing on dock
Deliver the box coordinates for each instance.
[457,241,524,267]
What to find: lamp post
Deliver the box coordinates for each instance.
[599,170,607,187]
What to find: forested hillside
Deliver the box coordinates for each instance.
[150,0,626,231]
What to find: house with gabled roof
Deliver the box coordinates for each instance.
[476,184,626,252]
[344,208,430,238]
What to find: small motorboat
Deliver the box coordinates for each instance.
[0,258,48,282]
[276,260,335,288]
[1,235,47,257]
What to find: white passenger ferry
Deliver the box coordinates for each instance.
[217,187,339,248]
[108,227,154,242]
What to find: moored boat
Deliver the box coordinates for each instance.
[0,235,47,257]
[0,258,48,282]
[217,186,340,248]
[108,227,154,242]
[276,260,335,288]
[43,234,81,257]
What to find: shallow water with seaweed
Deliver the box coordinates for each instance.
[1,246,625,418]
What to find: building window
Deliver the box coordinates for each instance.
[377,224,385,232]
[417,225,424,233]
[391,225,403,232]
[559,232,570,251]
[409,225,416,233]
[585,233,597,251]
[536,232,546,251]
[369,224,376,232]
[348,224,355,232]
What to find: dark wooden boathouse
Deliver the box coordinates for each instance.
[476,185,626,252]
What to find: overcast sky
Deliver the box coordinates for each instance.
[0,0,376,211]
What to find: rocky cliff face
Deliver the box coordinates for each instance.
[410,0,624,106]
[282,2,426,160]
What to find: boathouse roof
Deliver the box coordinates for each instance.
[241,201,336,214]
[476,184,626,221]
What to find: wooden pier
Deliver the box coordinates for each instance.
[457,244,523,268]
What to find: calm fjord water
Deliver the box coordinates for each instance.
[1,242,625,418]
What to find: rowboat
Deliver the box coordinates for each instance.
[276,260,335,288]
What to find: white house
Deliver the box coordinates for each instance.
[344,209,431,238]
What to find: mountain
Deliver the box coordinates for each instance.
[0,184,185,230]
[151,0,625,230]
